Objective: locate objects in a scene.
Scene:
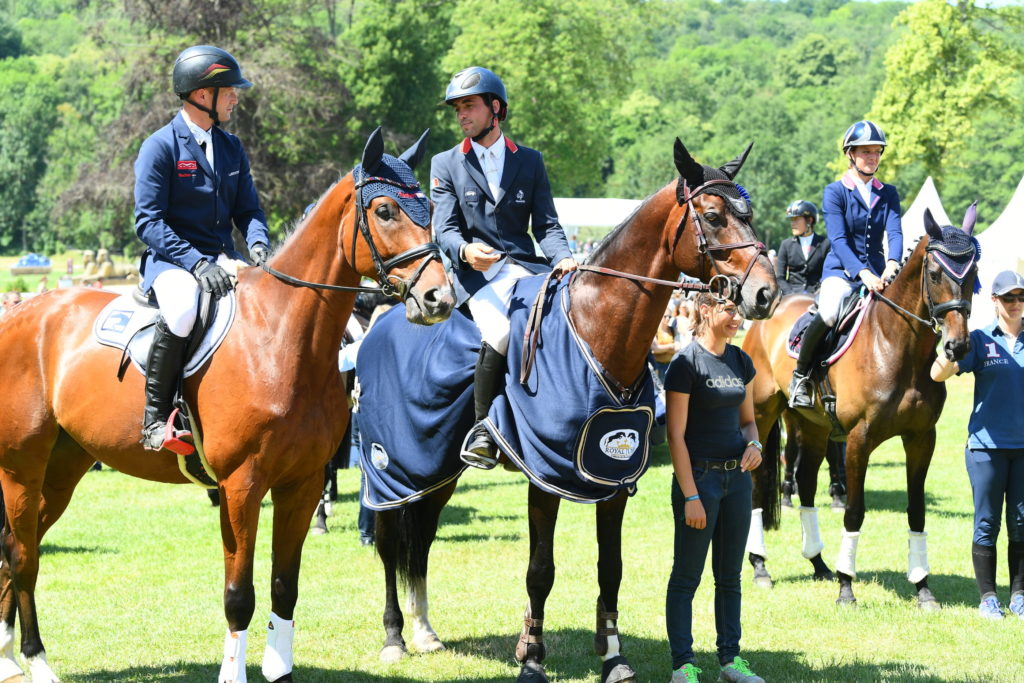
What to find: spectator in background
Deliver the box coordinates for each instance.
[1,291,22,315]
[651,301,680,382]
[36,277,49,294]
[776,200,830,296]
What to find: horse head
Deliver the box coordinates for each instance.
[672,139,778,320]
[922,203,979,361]
[347,127,454,324]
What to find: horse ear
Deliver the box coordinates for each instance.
[361,126,385,174]
[398,129,431,170]
[673,138,704,189]
[923,207,943,241]
[719,141,754,180]
[961,200,978,236]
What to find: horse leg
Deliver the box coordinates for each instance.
[903,431,940,610]
[793,422,832,581]
[217,472,266,683]
[594,490,636,683]
[375,508,407,662]
[405,485,455,655]
[747,416,783,589]
[835,426,876,605]
[260,473,324,683]
[310,466,330,537]
[826,441,847,510]
[516,485,560,683]
[781,428,798,508]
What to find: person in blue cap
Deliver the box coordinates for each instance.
[932,270,1024,620]
[788,120,903,408]
[134,45,270,452]
[431,66,576,469]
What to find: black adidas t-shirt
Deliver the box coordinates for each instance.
[664,341,756,461]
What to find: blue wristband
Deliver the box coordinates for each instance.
[684,494,700,502]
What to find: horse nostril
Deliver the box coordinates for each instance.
[756,287,772,309]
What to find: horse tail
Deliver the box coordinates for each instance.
[377,484,454,586]
[758,418,783,530]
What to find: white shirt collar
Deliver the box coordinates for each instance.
[470,134,506,166]
[181,109,212,146]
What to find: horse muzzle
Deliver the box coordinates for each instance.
[405,283,455,325]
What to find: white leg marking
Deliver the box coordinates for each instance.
[745,508,767,557]
[219,629,248,683]
[836,529,860,578]
[799,506,825,559]
[407,577,444,653]
[262,613,294,682]
[25,652,58,683]
[907,530,930,583]
[0,623,21,681]
[601,620,621,661]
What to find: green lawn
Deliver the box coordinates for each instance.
[27,373,1024,682]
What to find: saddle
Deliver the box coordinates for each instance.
[786,288,874,443]
[92,287,237,488]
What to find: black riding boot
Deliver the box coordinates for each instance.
[460,342,506,469]
[788,312,829,408]
[141,317,189,451]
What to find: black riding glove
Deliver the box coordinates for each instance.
[192,259,233,298]
[250,242,270,267]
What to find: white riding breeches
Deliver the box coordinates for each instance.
[816,276,857,327]
[466,261,534,355]
[152,254,243,337]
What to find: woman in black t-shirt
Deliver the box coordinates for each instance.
[663,293,764,683]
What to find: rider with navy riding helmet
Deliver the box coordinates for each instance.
[134,45,270,452]
[431,66,576,469]
[788,120,903,408]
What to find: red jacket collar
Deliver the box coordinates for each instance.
[460,136,518,154]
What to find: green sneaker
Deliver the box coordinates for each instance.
[719,657,765,683]
[671,662,703,683]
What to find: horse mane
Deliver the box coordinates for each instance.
[585,191,658,266]
[268,171,354,258]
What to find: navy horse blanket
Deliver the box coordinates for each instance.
[357,274,656,507]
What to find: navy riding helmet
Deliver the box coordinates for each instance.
[842,120,886,153]
[444,66,508,121]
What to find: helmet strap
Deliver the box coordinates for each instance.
[184,87,221,127]
[471,96,501,143]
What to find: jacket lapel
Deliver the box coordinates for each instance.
[173,112,214,179]
[497,138,522,206]
[460,139,496,204]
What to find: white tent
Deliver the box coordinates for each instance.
[553,197,642,230]
[971,174,1024,327]
[891,176,951,259]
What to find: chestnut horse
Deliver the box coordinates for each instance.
[0,128,453,682]
[372,139,779,683]
[742,206,979,607]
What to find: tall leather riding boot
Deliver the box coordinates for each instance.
[460,342,506,470]
[788,312,829,409]
[141,317,189,451]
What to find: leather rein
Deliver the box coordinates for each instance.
[260,170,441,298]
[873,240,977,331]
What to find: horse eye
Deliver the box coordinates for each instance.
[703,212,719,223]
[375,205,392,220]
[928,268,942,283]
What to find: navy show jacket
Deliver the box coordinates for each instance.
[821,172,902,283]
[430,136,572,297]
[134,111,269,292]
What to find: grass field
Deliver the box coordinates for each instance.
[25,373,1024,682]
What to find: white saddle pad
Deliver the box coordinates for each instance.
[92,292,237,378]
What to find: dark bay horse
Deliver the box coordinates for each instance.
[742,206,979,607]
[372,140,778,683]
[0,128,453,682]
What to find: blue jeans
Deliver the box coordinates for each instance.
[966,447,1024,546]
[666,466,752,668]
[350,413,375,541]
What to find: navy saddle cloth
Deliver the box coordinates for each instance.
[787,290,871,368]
[356,274,656,508]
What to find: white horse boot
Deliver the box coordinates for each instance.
[262,613,294,681]
[907,530,930,583]
[836,529,860,578]
[799,506,825,559]
[219,629,248,683]
[25,652,59,683]
[746,508,767,558]
[0,622,23,681]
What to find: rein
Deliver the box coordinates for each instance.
[873,240,976,331]
[260,171,441,297]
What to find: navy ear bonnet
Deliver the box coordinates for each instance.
[353,154,431,228]
[679,165,753,219]
[929,225,981,290]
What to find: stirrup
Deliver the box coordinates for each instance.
[788,373,815,408]
[460,423,499,470]
[142,408,195,455]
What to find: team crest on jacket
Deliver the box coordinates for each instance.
[515,189,525,204]
[370,443,390,470]
[600,429,640,460]
[177,160,198,170]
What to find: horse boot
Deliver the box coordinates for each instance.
[141,317,190,452]
[788,312,829,409]
[460,341,505,470]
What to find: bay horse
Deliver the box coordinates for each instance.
[0,127,453,682]
[742,206,979,606]
[371,139,778,683]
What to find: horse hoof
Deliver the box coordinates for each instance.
[602,655,637,683]
[517,660,548,683]
[380,644,408,663]
[836,591,857,606]
[412,633,446,653]
[310,525,327,536]
[917,588,941,611]
[781,496,793,508]
[753,574,773,589]
[831,499,845,511]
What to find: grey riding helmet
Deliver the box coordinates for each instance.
[173,45,252,96]
[444,66,508,120]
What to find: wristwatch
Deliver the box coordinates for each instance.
[747,439,763,451]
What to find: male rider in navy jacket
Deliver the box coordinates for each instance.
[134,45,270,453]
[431,66,576,469]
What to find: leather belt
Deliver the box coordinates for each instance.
[692,458,740,471]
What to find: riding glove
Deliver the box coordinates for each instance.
[192,259,233,298]
[250,242,270,267]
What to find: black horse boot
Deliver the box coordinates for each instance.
[460,342,506,469]
[141,317,190,451]
[788,312,829,409]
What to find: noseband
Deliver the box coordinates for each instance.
[261,171,441,298]
[673,178,768,303]
[875,239,977,330]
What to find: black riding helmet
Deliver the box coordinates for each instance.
[172,45,252,125]
[785,200,818,225]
